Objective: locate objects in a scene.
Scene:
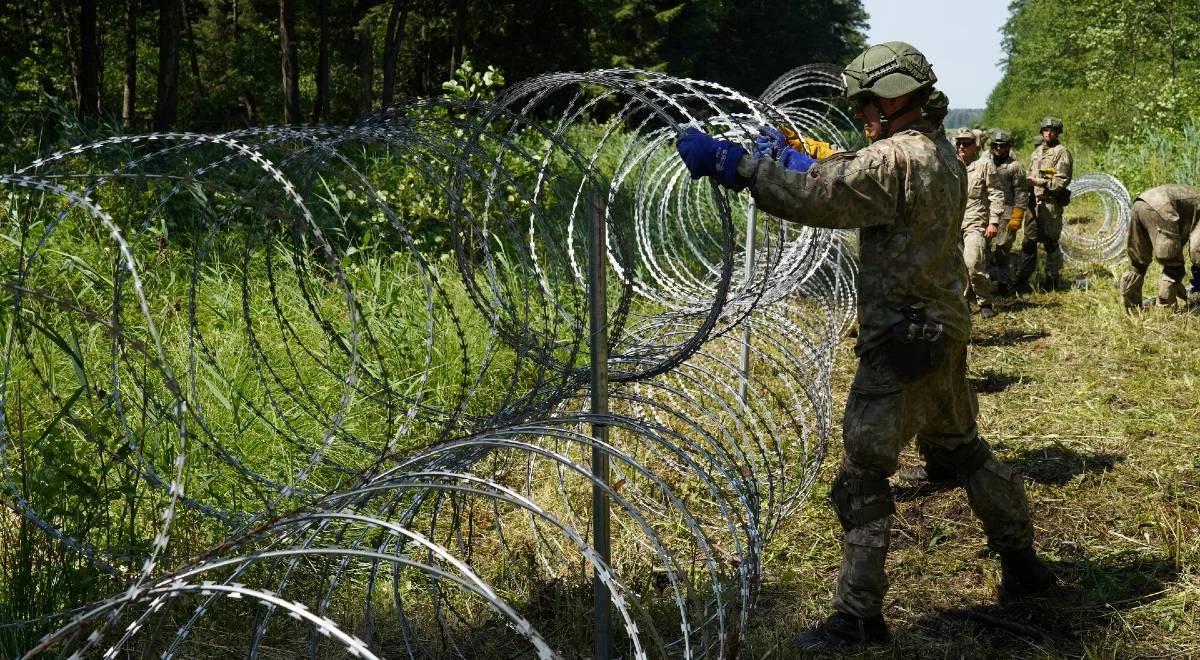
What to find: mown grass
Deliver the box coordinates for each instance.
[748,261,1200,657]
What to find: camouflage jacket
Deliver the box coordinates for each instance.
[962,154,1005,230]
[992,152,1030,214]
[1028,142,1073,199]
[737,121,970,354]
[1136,184,1200,237]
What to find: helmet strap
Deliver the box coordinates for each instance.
[873,90,928,140]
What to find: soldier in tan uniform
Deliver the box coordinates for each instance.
[987,129,1030,295]
[1016,116,1073,292]
[1117,184,1200,309]
[677,41,1053,650]
[954,127,1005,318]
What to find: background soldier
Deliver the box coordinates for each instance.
[1118,184,1200,309]
[676,41,1054,650]
[954,127,1005,318]
[972,127,988,151]
[987,129,1030,295]
[1017,116,1073,292]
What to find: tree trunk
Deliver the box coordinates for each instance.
[310,0,330,123]
[59,1,81,112]
[355,6,374,115]
[122,0,137,128]
[78,0,101,119]
[380,0,409,109]
[242,84,257,125]
[182,0,207,98]
[279,0,301,124]
[153,0,182,131]
[419,22,429,94]
[448,0,468,81]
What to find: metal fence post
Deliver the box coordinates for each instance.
[589,188,612,659]
[739,199,757,409]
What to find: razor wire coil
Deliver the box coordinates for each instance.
[1060,172,1132,265]
[0,66,860,658]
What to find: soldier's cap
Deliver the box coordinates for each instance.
[953,127,976,143]
[988,129,1012,145]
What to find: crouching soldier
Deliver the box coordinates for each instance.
[1118,184,1200,310]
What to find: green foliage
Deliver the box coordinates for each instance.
[440,60,505,101]
[1080,121,1200,196]
[986,0,1200,146]
[0,0,867,136]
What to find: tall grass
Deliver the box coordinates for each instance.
[1080,121,1200,196]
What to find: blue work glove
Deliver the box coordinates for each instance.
[754,124,788,159]
[676,127,746,189]
[778,146,816,173]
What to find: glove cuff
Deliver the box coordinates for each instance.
[715,143,747,190]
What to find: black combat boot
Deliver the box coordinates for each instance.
[1000,547,1056,597]
[791,611,890,650]
[897,462,960,485]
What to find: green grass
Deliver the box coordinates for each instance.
[747,261,1200,657]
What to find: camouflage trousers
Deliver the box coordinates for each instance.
[1118,200,1200,307]
[989,224,1019,289]
[1016,198,1064,286]
[962,225,993,306]
[833,341,1034,620]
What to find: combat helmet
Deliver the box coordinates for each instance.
[843,41,937,101]
[989,128,1013,145]
[1040,116,1064,132]
[922,88,949,125]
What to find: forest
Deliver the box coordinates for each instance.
[0,0,866,143]
[985,0,1200,146]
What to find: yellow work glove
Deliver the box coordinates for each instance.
[1007,207,1025,233]
[781,125,838,159]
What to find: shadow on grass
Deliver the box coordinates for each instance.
[892,478,961,502]
[1006,443,1124,486]
[907,555,1177,656]
[747,554,1178,657]
[969,369,1034,393]
[972,328,1049,347]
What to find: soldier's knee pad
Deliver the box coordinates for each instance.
[830,471,894,532]
[1044,240,1060,254]
[924,436,993,479]
[1163,264,1185,282]
[1021,239,1038,255]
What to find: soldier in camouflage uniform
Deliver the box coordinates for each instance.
[972,127,987,151]
[987,129,1031,295]
[676,41,1054,650]
[1016,116,1074,292]
[954,127,1005,317]
[1117,184,1200,309]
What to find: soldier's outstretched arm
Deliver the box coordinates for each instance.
[735,146,900,230]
